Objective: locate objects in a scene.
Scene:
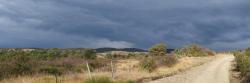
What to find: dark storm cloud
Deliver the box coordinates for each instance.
[0,0,250,50]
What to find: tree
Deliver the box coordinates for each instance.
[148,43,167,56]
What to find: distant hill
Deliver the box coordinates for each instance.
[0,48,175,53]
[95,48,175,53]
[94,48,147,53]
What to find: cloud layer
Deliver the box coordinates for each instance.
[0,0,250,50]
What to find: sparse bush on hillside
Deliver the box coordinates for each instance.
[83,49,97,60]
[105,52,113,59]
[40,67,62,75]
[139,54,178,72]
[161,54,178,67]
[89,59,111,72]
[177,44,214,57]
[149,43,167,56]
[138,43,178,72]
[139,58,157,72]
[127,53,136,58]
[12,54,33,75]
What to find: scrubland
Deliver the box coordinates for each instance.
[0,43,215,83]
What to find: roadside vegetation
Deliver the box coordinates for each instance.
[234,48,250,83]
[139,43,178,72]
[0,43,215,83]
[174,44,215,57]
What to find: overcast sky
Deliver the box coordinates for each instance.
[0,0,250,50]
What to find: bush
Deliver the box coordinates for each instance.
[40,67,62,83]
[148,43,167,56]
[139,58,156,72]
[12,55,33,75]
[234,49,250,83]
[0,63,12,79]
[234,51,250,76]
[127,53,136,58]
[83,49,96,60]
[161,55,178,67]
[85,76,113,83]
[177,44,214,57]
[40,67,62,76]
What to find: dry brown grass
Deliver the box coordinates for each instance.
[1,56,216,83]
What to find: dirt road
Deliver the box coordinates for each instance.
[148,54,234,83]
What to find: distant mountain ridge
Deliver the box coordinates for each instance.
[94,48,147,53]
[95,47,175,53]
[0,48,175,53]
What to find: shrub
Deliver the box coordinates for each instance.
[139,58,156,72]
[174,49,182,58]
[162,55,178,67]
[0,63,13,79]
[83,49,96,60]
[177,44,214,57]
[234,49,250,83]
[105,53,112,59]
[148,43,167,56]
[40,67,62,83]
[89,59,110,71]
[85,76,114,83]
[237,55,250,75]
[11,54,33,76]
[0,54,34,79]
[127,53,136,58]
[234,50,250,76]
[40,67,62,76]
[75,64,89,72]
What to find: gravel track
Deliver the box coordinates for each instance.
[148,55,234,83]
